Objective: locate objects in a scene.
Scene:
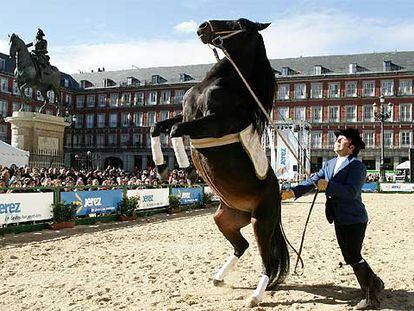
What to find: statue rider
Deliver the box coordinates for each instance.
[26,28,50,71]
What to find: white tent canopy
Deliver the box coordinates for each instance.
[396,160,410,170]
[0,140,30,167]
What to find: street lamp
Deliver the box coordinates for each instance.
[373,95,393,182]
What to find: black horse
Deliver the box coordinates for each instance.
[151,18,289,306]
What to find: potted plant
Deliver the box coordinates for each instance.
[118,196,139,221]
[202,192,214,208]
[168,195,180,214]
[51,202,76,230]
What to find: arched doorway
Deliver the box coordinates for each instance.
[103,157,123,169]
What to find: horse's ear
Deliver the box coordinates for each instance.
[256,23,271,31]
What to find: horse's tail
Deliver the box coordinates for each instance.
[267,199,290,289]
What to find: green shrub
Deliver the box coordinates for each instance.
[118,196,139,217]
[52,202,76,223]
[203,192,213,205]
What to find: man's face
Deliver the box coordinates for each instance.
[334,135,355,156]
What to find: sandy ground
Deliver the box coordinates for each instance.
[0,193,413,311]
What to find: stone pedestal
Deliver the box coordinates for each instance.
[5,111,70,166]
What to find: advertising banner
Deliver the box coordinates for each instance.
[362,182,378,193]
[61,190,123,216]
[276,129,299,180]
[379,183,414,192]
[171,187,203,205]
[204,186,220,202]
[126,188,169,210]
[0,192,53,225]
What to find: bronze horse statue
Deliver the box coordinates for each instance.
[9,33,62,115]
[151,18,289,306]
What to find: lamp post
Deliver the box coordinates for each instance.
[373,95,393,182]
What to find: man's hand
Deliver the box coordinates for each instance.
[281,190,295,200]
[317,179,329,191]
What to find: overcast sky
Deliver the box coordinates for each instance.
[1,0,414,74]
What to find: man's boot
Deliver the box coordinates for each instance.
[352,261,384,310]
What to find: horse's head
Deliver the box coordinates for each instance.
[9,33,19,58]
[197,18,270,46]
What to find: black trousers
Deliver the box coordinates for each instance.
[334,222,367,265]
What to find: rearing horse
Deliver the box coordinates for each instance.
[9,33,62,115]
[151,18,289,306]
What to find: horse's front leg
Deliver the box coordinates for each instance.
[150,115,183,180]
[18,84,30,111]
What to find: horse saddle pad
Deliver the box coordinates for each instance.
[190,124,269,180]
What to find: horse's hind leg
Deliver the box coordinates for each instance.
[213,202,250,285]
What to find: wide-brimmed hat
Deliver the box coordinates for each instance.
[334,128,365,150]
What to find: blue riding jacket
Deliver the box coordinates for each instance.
[291,155,368,225]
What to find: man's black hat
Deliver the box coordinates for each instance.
[334,128,365,150]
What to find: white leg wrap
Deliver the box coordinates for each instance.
[249,275,269,306]
[214,255,238,281]
[151,136,164,165]
[171,137,190,168]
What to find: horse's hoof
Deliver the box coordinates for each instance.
[246,296,259,308]
[213,279,224,286]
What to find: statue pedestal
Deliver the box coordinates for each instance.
[6,111,70,167]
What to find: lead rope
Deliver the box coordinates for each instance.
[210,39,319,274]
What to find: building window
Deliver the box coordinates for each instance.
[161,90,171,104]
[74,115,84,129]
[109,113,118,127]
[174,90,186,104]
[0,78,8,92]
[363,81,375,97]
[328,131,336,148]
[110,93,119,107]
[328,106,339,122]
[134,92,144,106]
[121,113,130,127]
[400,132,411,147]
[161,133,169,147]
[24,87,33,98]
[311,132,322,148]
[399,79,412,95]
[381,80,394,96]
[85,134,94,147]
[363,105,374,122]
[133,133,142,146]
[98,94,107,107]
[277,84,290,100]
[120,133,130,145]
[399,104,412,122]
[12,102,20,112]
[310,83,323,99]
[86,114,94,128]
[121,93,131,106]
[345,81,357,97]
[147,91,157,105]
[0,100,8,117]
[65,94,72,105]
[384,131,393,147]
[87,95,95,108]
[363,132,375,147]
[96,134,105,147]
[345,105,357,122]
[277,106,289,121]
[134,112,143,126]
[76,95,84,108]
[0,58,5,71]
[12,81,19,95]
[294,83,306,99]
[328,82,340,98]
[108,134,117,146]
[97,114,105,128]
[148,111,156,126]
[36,91,44,102]
[73,134,81,147]
[312,106,323,123]
[294,107,305,120]
[0,124,7,141]
[146,133,151,148]
[160,110,169,121]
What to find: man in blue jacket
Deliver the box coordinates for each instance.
[282,128,384,310]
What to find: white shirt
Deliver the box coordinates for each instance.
[333,155,349,176]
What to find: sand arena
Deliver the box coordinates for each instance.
[1,193,413,310]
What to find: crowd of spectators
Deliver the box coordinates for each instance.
[0,164,202,193]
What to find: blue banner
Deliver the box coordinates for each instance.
[362,182,378,193]
[61,190,123,216]
[171,187,203,205]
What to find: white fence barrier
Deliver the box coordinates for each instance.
[0,192,53,225]
[380,183,414,192]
